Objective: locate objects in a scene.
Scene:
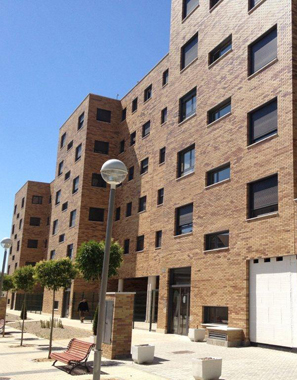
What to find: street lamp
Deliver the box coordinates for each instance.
[93,159,127,380]
[0,238,12,297]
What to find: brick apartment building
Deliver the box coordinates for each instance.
[7,0,297,348]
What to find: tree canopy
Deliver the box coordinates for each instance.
[13,265,36,293]
[3,274,14,292]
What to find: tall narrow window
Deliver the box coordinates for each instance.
[136,235,144,251]
[94,141,109,154]
[62,202,68,212]
[67,140,73,151]
[59,234,65,243]
[159,147,166,164]
[183,0,199,19]
[178,145,195,177]
[144,85,152,102]
[181,34,198,70]
[209,35,232,65]
[126,202,132,217]
[142,121,150,138]
[205,231,229,250]
[207,164,230,186]
[75,144,82,161]
[58,161,64,176]
[157,188,164,205]
[139,196,147,212]
[115,207,121,221]
[60,132,66,148]
[67,244,73,259]
[175,203,193,235]
[120,140,125,153]
[72,176,79,194]
[155,231,162,248]
[21,197,25,208]
[52,220,58,235]
[78,112,84,130]
[132,98,138,113]
[19,219,22,230]
[162,69,169,86]
[128,166,134,181]
[14,205,17,214]
[179,88,197,122]
[97,108,111,123]
[130,131,136,146]
[140,158,149,174]
[249,0,262,10]
[69,210,76,227]
[122,108,127,121]
[92,173,106,188]
[124,239,130,254]
[249,175,278,218]
[50,250,56,260]
[249,98,277,144]
[89,207,104,222]
[65,171,71,181]
[208,98,231,124]
[55,190,61,205]
[161,108,168,124]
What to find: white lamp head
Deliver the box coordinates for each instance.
[100,159,128,186]
[1,237,12,249]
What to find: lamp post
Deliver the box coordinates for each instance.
[0,238,12,297]
[93,159,127,380]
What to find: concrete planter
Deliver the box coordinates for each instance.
[132,344,155,364]
[192,357,222,380]
[189,328,206,342]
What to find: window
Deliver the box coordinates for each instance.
[179,88,197,122]
[209,35,232,65]
[155,231,162,248]
[175,203,193,235]
[44,239,48,248]
[12,225,15,234]
[128,166,134,181]
[139,196,147,212]
[136,235,144,251]
[9,247,12,255]
[59,234,65,243]
[67,140,73,151]
[15,263,18,270]
[183,0,199,18]
[140,158,149,174]
[49,196,52,204]
[249,26,277,75]
[72,176,79,194]
[178,144,195,177]
[54,301,59,309]
[52,220,58,235]
[30,217,41,226]
[142,121,150,138]
[163,69,169,86]
[62,202,68,212]
[65,171,71,181]
[25,262,36,266]
[126,202,132,217]
[67,244,73,259]
[17,241,20,251]
[7,266,10,274]
[122,108,127,121]
[130,131,136,146]
[14,234,17,240]
[47,217,50,225]
[205,230,229,250]
[249,98,277,144]
[97,108,111,123]
[249,174,278,218]
[249,0,262,10]
[58,161,64,176]
[55,190,61,205]
[50,250,55,260]
[60,132,66,148]
[16,213,19,219]
[94,140,109,154]
[181,33,198,70]
[14,205,17,214]
[161,108,168,124]
[204,306,228,324]
[159,147,166,164]
[69,210,76,227]
[32,196,43,204]
[207,164,230,186]
[115,207,121,221]
[27,239,38,248]
[208,98,231,124]
[120,140,125,153]
[21,197,25,208]
[75,144,82,161]
[144,85,152,102]
[132,98,138,113]
[124,239,130,254]
[89,207,104,222]
[210,0,221,9]
[92,173,106,188]
[19,219,22,229]
[78,112,84,130]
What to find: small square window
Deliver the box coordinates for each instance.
[136,235,144,251]
[32,196,43,204]
[120,140,125,154]
[78,112,84,130]
[94,140,109,154]
[92,173,106,188]
[144,85,152,102]
[89,207,104,222]
[181,33,198,70]
[60,132,66,148]
[52,220,58,235]
[30,217,41,226]
[142,121,151,138]
[65,171,71,181]
[128,166,134,181]
[209,35,232,65]
[59,234,65,243]
[161,108,168,124]
[162,69,169,86]
[159,147,166,164]
[175,203,193,235]
[132,98,138,113]
[139,196,147,212]
[183,0,199,18]
[208,98,231,124]
[115,207,121,221]
[62,202,68,212]
[72,176,79,194]
[140,158,149,175]
[124,239,130,254]
[207,163,230,186]
[122,108,127,121]
[205,230,229,250]
[248,174,278,218]
[75,144,82,161]
[28,239,38,249]
[130,131,136,146]
[69,210,76,227]
[178,144,195,177]
[58,161,64,176]
[126,202,132,217]
[67,140,73,151]
[155,230,162,248]
[179,88,197,122]
[97,108,111,123]
[55,190,61,205]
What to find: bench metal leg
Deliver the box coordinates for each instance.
[52,360,57,367]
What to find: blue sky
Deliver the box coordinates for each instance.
[0,0,171,264]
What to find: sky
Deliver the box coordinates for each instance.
[0,0,171,265]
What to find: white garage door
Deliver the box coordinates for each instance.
[249,255,297,348]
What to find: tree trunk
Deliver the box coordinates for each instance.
[48,289,55,359]
[2,293,8,337]
[20,293,26,346]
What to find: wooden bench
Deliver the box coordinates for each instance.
[51,338,94,374]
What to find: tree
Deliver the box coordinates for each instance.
[35,259,77,358]
[13,266,36,346]
[75,240,123,335]
[2,275,14,337]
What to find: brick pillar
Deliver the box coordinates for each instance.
[0,297,6,319]
[157,270,169,333]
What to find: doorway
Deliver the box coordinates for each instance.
[62,288,71,318]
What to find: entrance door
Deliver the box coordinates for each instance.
[171,287,190,335]
[62,289,71,318]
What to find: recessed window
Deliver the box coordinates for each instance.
[210,0,221,9]
[139,196,147,212]
[130,131,136,146]
[124,239,130,254]
[12,225,15,234]
[205,230,229,250]
[181,33,198,70]
[248,98,277,144]
[142,121,151,138]
[50,250,55,260]
[62,202,68,212]
[78,112,84,130]
[208,98,231,124]
[97,108,111,123]
[89,207,104,222]
[249,0,262,10]
[67,140,73,151]
[120,140,125,153]
[183,0,199,19]
[155,231,162,248]
[14,205,17,214]
[19,219,22,229]
[58,161,64,176]
[175,203,193,235]
[72,176,79,194]
[94,140,109,154]
[163,69,169,86]
[67,244,73,259]
[179,88,197,122]
[47,217,50,225]
[249,26,277,75]
[65,171,71,181]
[16,241,20,251]
[28,239,38,249]
[30,217,41,226]
[144,85,152,102]
[178,144,195,178]
[49,196,52,204]
[59,234,65,243]
[209,35,232,65]
[16,213,20,219]
[136,235,144,251]
[60,132,66,148]
[140,158,149,175]
[159,147,166,164]
[15,263,18,270]
[264,258,271,263]
[122,108,127,122]
[55,190,61,205]
[132,98,138,113]
[249,174,278,218]
[21,197,25,208]
[204,306,228,324]
[32,195,43,204]
[92,173,106,188]
[75,144,82,161]
[52,220,58,235]
[115,207,121,221]
[126,202,132,217]
[161,108,168,124]
[14,234,17,240]
[128,166,134,181]
[69,210,77,227]
[207,164,230,186]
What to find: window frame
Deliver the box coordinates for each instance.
[94,140,109,155]
[142,121,151,138]
[162,69,169,86]
[182,0,199,19]
[32,195,43,204]
[132,97,138,113]
[161,108,168,124]
[138,196,147,213]
[30,217,41,226]
[209,35,232,65]
[175,203,193,236]
[205,230,229,251]
[248,174,278,218]
[181,33,198,70]
[155,230,162,248]
[159,147,166,164]
[208,97,231,124]
[136,235,145,252]
[177,144,195,178]
[96,108,111,123]
[75,144,82,161]
[60,132,66,149]
[58,161,64,176]
[89,207,104,222]
[121,108,127,122]
[72,176,79,194]
[140,157,149,175]
[179,88,197,122]
[207,163,230,186]
[128,166,134,181]
[124,239,130,254]
[91,173,106,188]
[126,202,132,217]
[69,210,77,228]
[78,112,85,130]
[144,85,153,102]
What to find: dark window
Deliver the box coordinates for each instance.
[14,205,17,214]
[67,140,73,151]
[140,158,149,174]
[92,173,106,188]
[176,203,193,235]
[180,88,197,122]
[14,234,17,240]
[249,27,277,75]
[163,69,169,86]
[136,235,144,251]
[52,220,58,235]
[54,301,59,309]
[249,174,278,218]
[144,85,152,102]
[55,190,61,205]
[17,241,20,251]
[44,239,48,248]
[69,210,76,227]
[249,98,277,144]
[15,263,18,269]
[210,0,221,9]
[65,171,71,181]
[122,108,127,121]
[27,239,38,248]
[32,196,43,204]
[60,132,66,148]
[155,230,162,248]
[139,196,147,212]
[208,98,231,124]
[30,217,41,226]
[19,219,22,229]
[183,0,199,18]
[94,140,109,154]
[89,207,104,222]
[25,262,36,266]
[72,176,79,194]
[115,207,121,221]
[132,98,138,113]
[181,33,198,70]
[205,230,229,250]
[128,166,134,181]
[50,250,55,260]
[204,306,228,324]
[59,234,65,243]
[207,163,230,186]
[7,266,10,274]
[178,144,195,177]
[78,112,84,130]
[161,108,168,124]
[142,121,151,138]
[97,108,111,123]
[58,161,64,176]
[67,244,73,259]
[126,202,132,217]
[120,140,125,153]
[62,202,68,212]
[75,144,82,161]
[16,213,19,219]
[12,225,15,234]
[49,196,51,204]
[249,0,262,10]
[124,239,130,254]
[130,131,136,146]
[209,35,232,65]
[47,217,50,225]
[21,197,25,208]
[9,247,12,255]
[159,147,166,164]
